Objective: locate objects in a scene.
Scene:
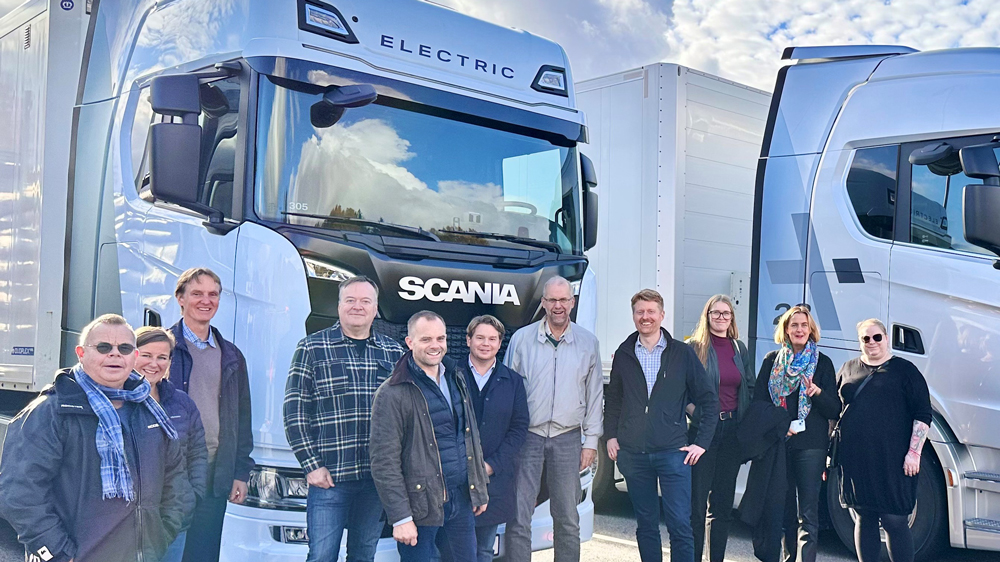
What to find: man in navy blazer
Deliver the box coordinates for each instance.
[457,315,530,562]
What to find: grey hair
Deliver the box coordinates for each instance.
[338,275,380,303]
[542,275,573,298]
[857,318,887,335]
[79,314,136,347]
[407,310,446,337]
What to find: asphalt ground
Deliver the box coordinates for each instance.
[4,493,1000,561]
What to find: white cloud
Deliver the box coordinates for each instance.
[438,0,1000,91]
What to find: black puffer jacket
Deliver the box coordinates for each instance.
[0,368,193,562]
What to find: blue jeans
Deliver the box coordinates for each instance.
[162,530,186,562]
[306,478,384,562]
[398,486,477,562]
[475,524,499,562]
[617,449,695,562]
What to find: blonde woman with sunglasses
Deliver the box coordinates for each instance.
[834,319,932,562]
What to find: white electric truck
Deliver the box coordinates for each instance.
[0,0,600,560]
[751,45,1000,559]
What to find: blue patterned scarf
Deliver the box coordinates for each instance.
[768,340,819,422]
[72,364,178,501]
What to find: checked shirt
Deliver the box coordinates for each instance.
[283,323,405,480]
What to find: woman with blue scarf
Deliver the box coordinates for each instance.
[752,305,841,562]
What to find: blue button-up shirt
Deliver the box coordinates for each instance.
[635,334,667,397]
[181,320,216,350]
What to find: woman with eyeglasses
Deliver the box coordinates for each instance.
[686,295,755,562]
[835,319,931,562]
[135,326,208,562]
[752,305,841,562]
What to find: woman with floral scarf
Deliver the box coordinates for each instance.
[751,305,841,562]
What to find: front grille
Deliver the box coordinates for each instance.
[372,318,514,361]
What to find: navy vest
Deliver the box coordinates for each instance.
[409,359,468,490]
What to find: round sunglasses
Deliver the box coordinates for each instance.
[860,334,884,344]
[85,342,136,355]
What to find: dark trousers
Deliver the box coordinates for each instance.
[305,478,384,562]
[474,524,499,562]
[855,511,913,562]
[617,449,695,562]
[181,495,229,562]
[691,418,742,562]
[398,486,477,562]
[782,448,826,562]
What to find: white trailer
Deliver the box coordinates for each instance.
[577,64,770,371]
[575,63,770,502]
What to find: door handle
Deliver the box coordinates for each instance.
[144,309,162,327]
[892,324,925,355]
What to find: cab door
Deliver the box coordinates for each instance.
[887,134,1000,450]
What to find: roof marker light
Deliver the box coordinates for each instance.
[531,65,569,97]
[305,4,348,37]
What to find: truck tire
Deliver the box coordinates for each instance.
[826,453,948,561]
[591,438,618,507]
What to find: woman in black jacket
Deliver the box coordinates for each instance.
[135,327,208,562]
[836,319,931,562]
[753,305,841,562]
[687,295,755,562]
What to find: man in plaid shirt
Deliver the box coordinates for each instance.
[283,276,405,562]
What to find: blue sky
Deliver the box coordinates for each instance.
[436,0,1000,90]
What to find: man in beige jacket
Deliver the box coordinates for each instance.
[502,276,603,562]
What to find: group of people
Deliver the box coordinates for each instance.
[0,267,932,562]
[615,297,931,562]
[0,267,253,562]
[283,274,602,562]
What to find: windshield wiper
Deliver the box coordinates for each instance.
[446,231,562,253]
[281,212,441,242]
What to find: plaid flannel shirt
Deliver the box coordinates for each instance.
[283,323,405,480]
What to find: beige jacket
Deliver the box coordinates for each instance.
[503,320,604,449]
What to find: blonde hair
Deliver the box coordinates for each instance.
[774,305,821,346]
[690,295,739,365]
[856,318,887,336]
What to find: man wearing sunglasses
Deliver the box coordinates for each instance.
[167,267,254,562]
[0,313,193,562]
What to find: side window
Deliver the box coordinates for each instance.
[130,87,154,198]
[908,142,993,256]
[846,145,898,240]
[197,76,242,218]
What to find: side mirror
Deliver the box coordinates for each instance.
[149,74,202,209]
[964,183,1000,259]
[583,190,598,251]
[311,84,378,128]
[581,153,598,190]
[148,74,235,234]
[959,142,1000,186]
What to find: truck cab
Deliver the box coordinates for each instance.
[752,45,1000,559]
[0,0,599,560]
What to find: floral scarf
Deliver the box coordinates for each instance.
[768,340,818,422]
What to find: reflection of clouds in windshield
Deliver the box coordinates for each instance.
[289,118,552,238]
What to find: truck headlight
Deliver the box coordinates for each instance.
[245,466,308,511]
[303,256,354,282]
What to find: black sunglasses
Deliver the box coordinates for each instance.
[860,334,884,344]
[86,342,136,355]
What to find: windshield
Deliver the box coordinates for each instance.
[254,76,583,253]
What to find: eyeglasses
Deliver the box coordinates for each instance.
[709,311,733,320]
[860,334,884,344]
[86,342,136,355]
[543,297,574,305]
